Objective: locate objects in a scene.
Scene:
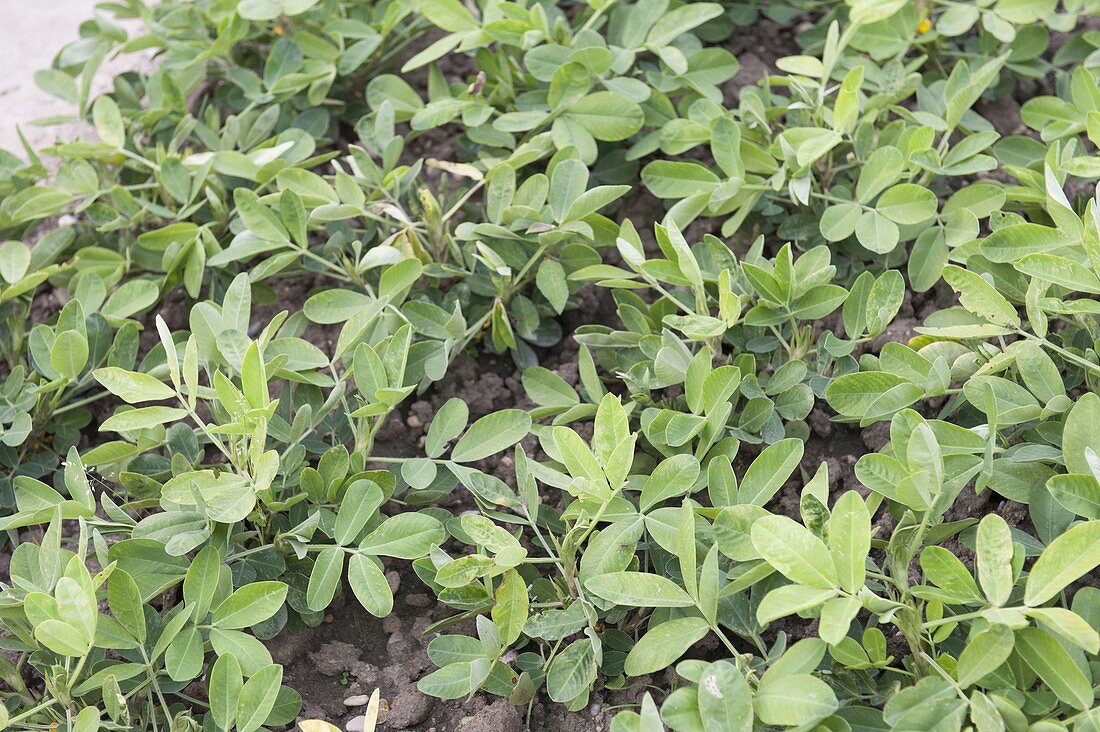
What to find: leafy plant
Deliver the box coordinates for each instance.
[3,0,1100,729]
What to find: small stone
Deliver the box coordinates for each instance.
[387,687,433,728]
[343,695,370,707]
[405,593,431,607]
[346,715,365,732]
[407,414,422,428]
[386,570,401,594]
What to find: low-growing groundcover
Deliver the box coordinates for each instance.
[3,0,1100,729]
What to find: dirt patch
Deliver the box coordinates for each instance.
[271,575,622,731]
[0,1,155,154]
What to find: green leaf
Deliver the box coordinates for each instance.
[492,569,529,645]
[108,539,189,601]
[639,454,700,512]
[359,513,445,558]
[1014,628,1093,710]
[1047,474,1100,519]
[0,241,31,285]
[92,96,125,148]
[1064,393,1100,476]
[828,491,871,593]
[235,189,289,243]
[165,626,203,682]
[241,341,268,409]
[585,571,695,607]
[623,617,711,676]
[183,546,221,621]
[547,638,597,702]
[1025,520,1100,606]
[580,516,644,580]
[566,92,644,141]
[550,158,589,222]
[919,546,981,600]
[981,223,1075,263]
[856,147,905,202]
[107,570,146,643]
[72,707,99,732]
[976,514,1014,606]
[738,438,804,505]
[6,187,70,224]
[238,0,320,21]
[642,161,720,199]
[208,630,273,677]
[956,624,1013,688]
[819,202,862,242]
[211,582,288,629]
[348,554,393,617]
[209,653,243,731]
[93,367,176,404]
[1015,253,1100,294]
[35,620,90,657]
[451,410,531,462]
[646,2,724,44]
[417,660,489,699]
[161,471,255,525]
[752,515,837,589]
[876,184,937,225]
[536,259,569,314]
[553,426,605,487]
[564,185,630,222]
[100,406,188,432]
[758,585,836,623]
[334,480,383,546]
[303,290,376,325]
[827,372,921,420]
[306,547,344,612]
[426,398,469,458]
[942,265,1019,327]
[50,331,88,380]
[236,664,284,732]
[411,0,478,31]
[55,575,96,644]
[697,660,753,732]
[1025,607,1100,654]
[754,674,838,726]
[855,210,900,254]
[34,69,78,104]
[819,596,860,645]
[522,367,579,409]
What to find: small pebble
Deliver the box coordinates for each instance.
[346,715,365,732]
[344,695,370,707]
[405,593,431,607]
[407,414,422,428]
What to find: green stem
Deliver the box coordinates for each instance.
[921,609,983,629]
[579,0,619,32]
[52,389,112,416]
[442,179,486,222]
[66,653,89,691]
[5,699,58,726]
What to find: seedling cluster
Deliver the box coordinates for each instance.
[2,0,1100,730]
